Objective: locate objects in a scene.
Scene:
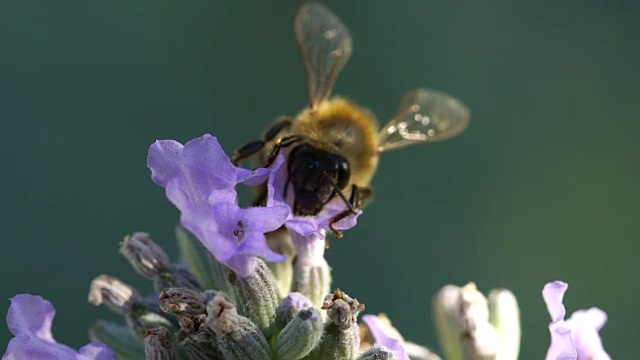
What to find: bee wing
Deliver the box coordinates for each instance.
[378,88,471,153]
[295,3,352,109]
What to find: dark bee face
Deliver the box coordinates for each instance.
[287,144,350,216]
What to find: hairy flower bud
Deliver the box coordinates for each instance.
[357,345,398,360]
[291,233,332,308]
[275,307,323,359]
[144,327,177,360]
[323,289,365,330]
[229,259,280,336]
[275,292,313,331]
[159,288,209,317]
[488,289,520,360]
[316,320,361,360]
[205,293,270,360]
[88,275,140,315]
[433,283,499,360]
[120,232,171,280]
[179,326,224,360]
[314,289,365,359]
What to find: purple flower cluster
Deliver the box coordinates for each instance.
[2,134,614,360]
[3,295,115,360]
[147,135,289,277]
[147,134,360,277]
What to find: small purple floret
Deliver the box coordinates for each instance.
[362,314,409,360]
[543,281,611,360]
[3,294,116,360]
[147,135,289,277]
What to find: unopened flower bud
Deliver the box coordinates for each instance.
[291,233,332,308]
[88,275,140,315]
[205,293,270,360]
[433,283,499,360]
[120,232,171,279]
[357,345,398,360]
[275,307,323,359]
[316,320,361,360]
[89,320,145,359]
[229,259,280,336]
[159,288,208,316]
[488,289,520,360]
[179,326,223,360]
[275,292,313,331]
[127,311,175,338]
[144,327,177,360]
[314,289,364,359]
[206,293,239,335]
[323,289,365,330]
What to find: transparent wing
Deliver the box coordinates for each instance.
[378,88,471,152]
[295,3,352,109]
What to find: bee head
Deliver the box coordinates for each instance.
[287,144,350,216]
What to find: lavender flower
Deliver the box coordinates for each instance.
[147,134,290,277]
[3,294,115,360]
[362,314,409,360]
[543,281,611,360]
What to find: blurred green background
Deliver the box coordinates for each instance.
[1,0,639,358]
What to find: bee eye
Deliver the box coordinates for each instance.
[335,159,350,189]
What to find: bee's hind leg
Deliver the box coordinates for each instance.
[329,185,373,239]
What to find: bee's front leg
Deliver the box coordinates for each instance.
[232,117,293,165]
[329,185,373,239]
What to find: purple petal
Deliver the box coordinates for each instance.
[241,205,290,234]
[278,293,313,314]
[182,201,287,277]
[543,281,568,323]
[236,232,287,263]
[147,135,240,209]
[6,295,55,342]
[223,255,259,279]
[362,315,409,360]
[545,322,576,360]
[238,166,271,186]
[4,335,78,360]
[3,295,116,360]
[567,308,611,360]
[76,344,118,360]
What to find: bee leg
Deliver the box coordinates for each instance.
[232,140,265,165]
[328,185,373,238]
[264,117,293,141]
[265,135,302,167]
[232,117,293,165]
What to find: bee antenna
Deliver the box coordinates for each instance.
[322,173,356,213]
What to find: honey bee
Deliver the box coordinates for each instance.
[233,3,470,237]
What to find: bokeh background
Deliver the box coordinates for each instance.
[1,0,639,358]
